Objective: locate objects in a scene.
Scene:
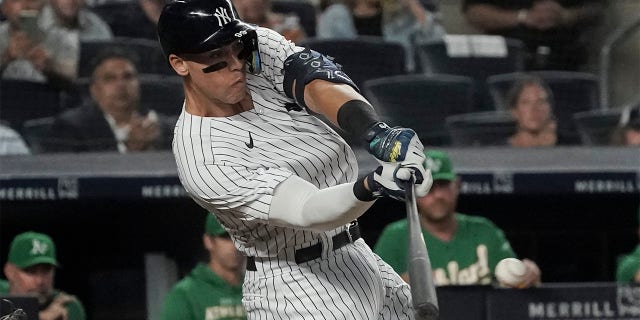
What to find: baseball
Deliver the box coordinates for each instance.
[495,258,527,288]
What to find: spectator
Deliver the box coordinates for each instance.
[506,75,575,147]
[610,104,640,146]
[318,0,444,71]
[0,123,30,155]
[45,48,173,152]
[462,0,605,70]
[160,214,246,320]
[93,0,163,40]
[375,150,541,287]
[616,207,640,283]
[0,0,78,87]
[1,231,86,320]
[38,0,113,41]
[233,0,306,43]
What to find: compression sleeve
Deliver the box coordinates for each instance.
[268,176,375,232]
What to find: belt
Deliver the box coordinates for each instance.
[246,223,361,271]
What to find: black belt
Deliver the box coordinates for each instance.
[246,223,361,271]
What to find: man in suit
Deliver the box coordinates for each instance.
[45,48,172,152]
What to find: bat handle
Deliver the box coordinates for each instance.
[402,178,440,320]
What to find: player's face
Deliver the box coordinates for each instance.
[624,128,640,146]
[90,57,140,114]
[4,263,55,303]
[209,235,245,272]
[512,84,553,132]
[417,179,459,223]
[50,0,82,20]
[1,0,45,23]
[232,0,268,24]
[180,40,249,107]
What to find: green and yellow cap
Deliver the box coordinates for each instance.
[205,214,227,236]
[424,150,456,181]
[8,231,59,268]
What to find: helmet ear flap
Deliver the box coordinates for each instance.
[237,29,261,75]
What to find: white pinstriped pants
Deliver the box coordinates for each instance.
[242,239,414,319]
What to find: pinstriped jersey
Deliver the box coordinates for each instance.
[173,27,359,259]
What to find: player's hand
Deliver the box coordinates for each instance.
[364,122,429,191]
[366,162,407,201]
[39,293,75,320]
[519,258,542,288]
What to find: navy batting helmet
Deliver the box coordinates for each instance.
[157,0,261,74]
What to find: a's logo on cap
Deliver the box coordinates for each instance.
[425,158,442,173]
[214,7,232,27]
[30,239,49,256]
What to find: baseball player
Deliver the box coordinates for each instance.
[157,0,432,319]
[375,150,541,287]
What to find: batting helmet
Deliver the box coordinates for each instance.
[157,0,261,73]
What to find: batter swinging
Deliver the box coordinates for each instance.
[157,0,433,318]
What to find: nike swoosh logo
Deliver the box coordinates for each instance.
[245,132,254,149]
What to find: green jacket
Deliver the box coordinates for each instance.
[0,279,85,320]
[374,213,516,285]
[161,263,245,320]
[616,244,640,282]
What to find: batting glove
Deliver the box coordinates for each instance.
[365,122,429,187]
[366,162,432,201]
[367,162,407,201]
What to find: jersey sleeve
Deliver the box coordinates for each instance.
[255,27,304,96]
[179,162,292,222]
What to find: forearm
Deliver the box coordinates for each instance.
[464,4,522,31]
[303,80,369,126]
[268,175,375,232]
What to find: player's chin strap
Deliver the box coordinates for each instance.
[283,48,358,108]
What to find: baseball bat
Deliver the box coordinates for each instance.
[403,177,439,320]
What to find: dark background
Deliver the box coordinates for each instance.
[1,190,638,319]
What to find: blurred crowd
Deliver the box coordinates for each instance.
[0,0,637,156]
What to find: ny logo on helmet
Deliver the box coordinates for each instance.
[214,7,232,27]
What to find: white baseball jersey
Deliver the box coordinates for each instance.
[173,27,413,320]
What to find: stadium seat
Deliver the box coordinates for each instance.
[362,74,475,146]
[20,116,55,153]
[573,108,623,145]
[299,37,407,88]
[445,111,516,146]
[78,37,169,77]
[487,71,601,141]
[0,79,63,130]
[272,0,317,37]
[414,36,526,111]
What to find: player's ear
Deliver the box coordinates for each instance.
[203,234,214,251]
[169,54,189,76]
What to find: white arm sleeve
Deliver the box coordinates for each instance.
[269,176,375,232]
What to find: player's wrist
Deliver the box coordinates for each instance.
[353,174,377,201]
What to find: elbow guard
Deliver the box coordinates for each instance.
[283,48,358,108]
